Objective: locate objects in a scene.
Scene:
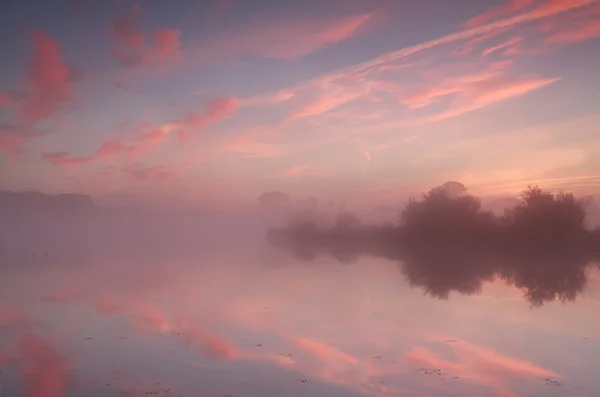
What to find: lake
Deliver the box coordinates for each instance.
[1,231,599,397]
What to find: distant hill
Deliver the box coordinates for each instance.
[0,191,96,214]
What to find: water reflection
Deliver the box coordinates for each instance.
[268,183,600,307]
[1,206,600,396]
[271,236,597,308]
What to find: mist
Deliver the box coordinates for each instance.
[267,182,600,307]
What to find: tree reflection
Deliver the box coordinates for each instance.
[267,182,600,307]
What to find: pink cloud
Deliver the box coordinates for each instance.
[152,29,182,60]
[192,12,376,61]
[544,9,600,43]
[465,0,536,28]
[401,67,508,109]
[295,338,358,365]
[307,0,598,88]
[535,0,599,14]
[97,139,127,159]
[175,96,239,141]
[124,164,175,182]
[397,59,560,124]
[109,8,145,51]
[290,92,360,120]
[123,303,238,360]
[41,151,94,167]
[281,164,318,178]
[280,163,339,178]
[109,5,182,68]
[17,334,70,397]
[92,297,122,315]
[423,76,560,123]
[406,338,561,397]
[482,36,524,55]
[132,305,171,333]
[127,126,170,158]
[42,96,238,167]
[453,27,513,56]
[19,31,74,124]
[175,314,238,360]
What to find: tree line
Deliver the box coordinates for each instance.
[267,182,600,307]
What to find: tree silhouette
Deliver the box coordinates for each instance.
[400,181,496,250]
[267,181,600,307]
[501,186,588,252]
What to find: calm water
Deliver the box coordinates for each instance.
[1,232,599,397]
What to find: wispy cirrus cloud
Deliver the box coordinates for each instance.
[406,338,561,397]
[41,96,238,167]
[190,11,378,62]
[289,92,361,120]
[124,163,176,182]
[465,0,537,28]
[126,302,238,360]
[224,0,593,148]
[415,76,561,124]
[482,36,524,55]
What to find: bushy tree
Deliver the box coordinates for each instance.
[501,186,587,251]
[400,181,496,247]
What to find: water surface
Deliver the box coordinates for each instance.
[1,227,599,397]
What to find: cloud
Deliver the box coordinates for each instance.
[290,92,360,120]
[19,31,74,124]
[42,97,238,167]
[192,12,377,61]
[544,6,600,44]
[122,302,238,360]
[109,5,182,68]
[281,164,335,178]
[174,314,238,360]
[300,0,599,84]
[109,8,145,51]
[124,164,176,182]
[92,296,122,315]
[421,76,560,123]
[396,58,559,124]
[41,151,95,167]
[465,0,537,27]
[295,338,358,365]
[482,36,524,55]
[406,339,561,397]
[0,123,40,155]
[394,59,560,124]
[152,29,182,60]
[17,334,71,397]
[220,126,289,158]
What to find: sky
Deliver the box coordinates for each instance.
[1,0,600,208]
